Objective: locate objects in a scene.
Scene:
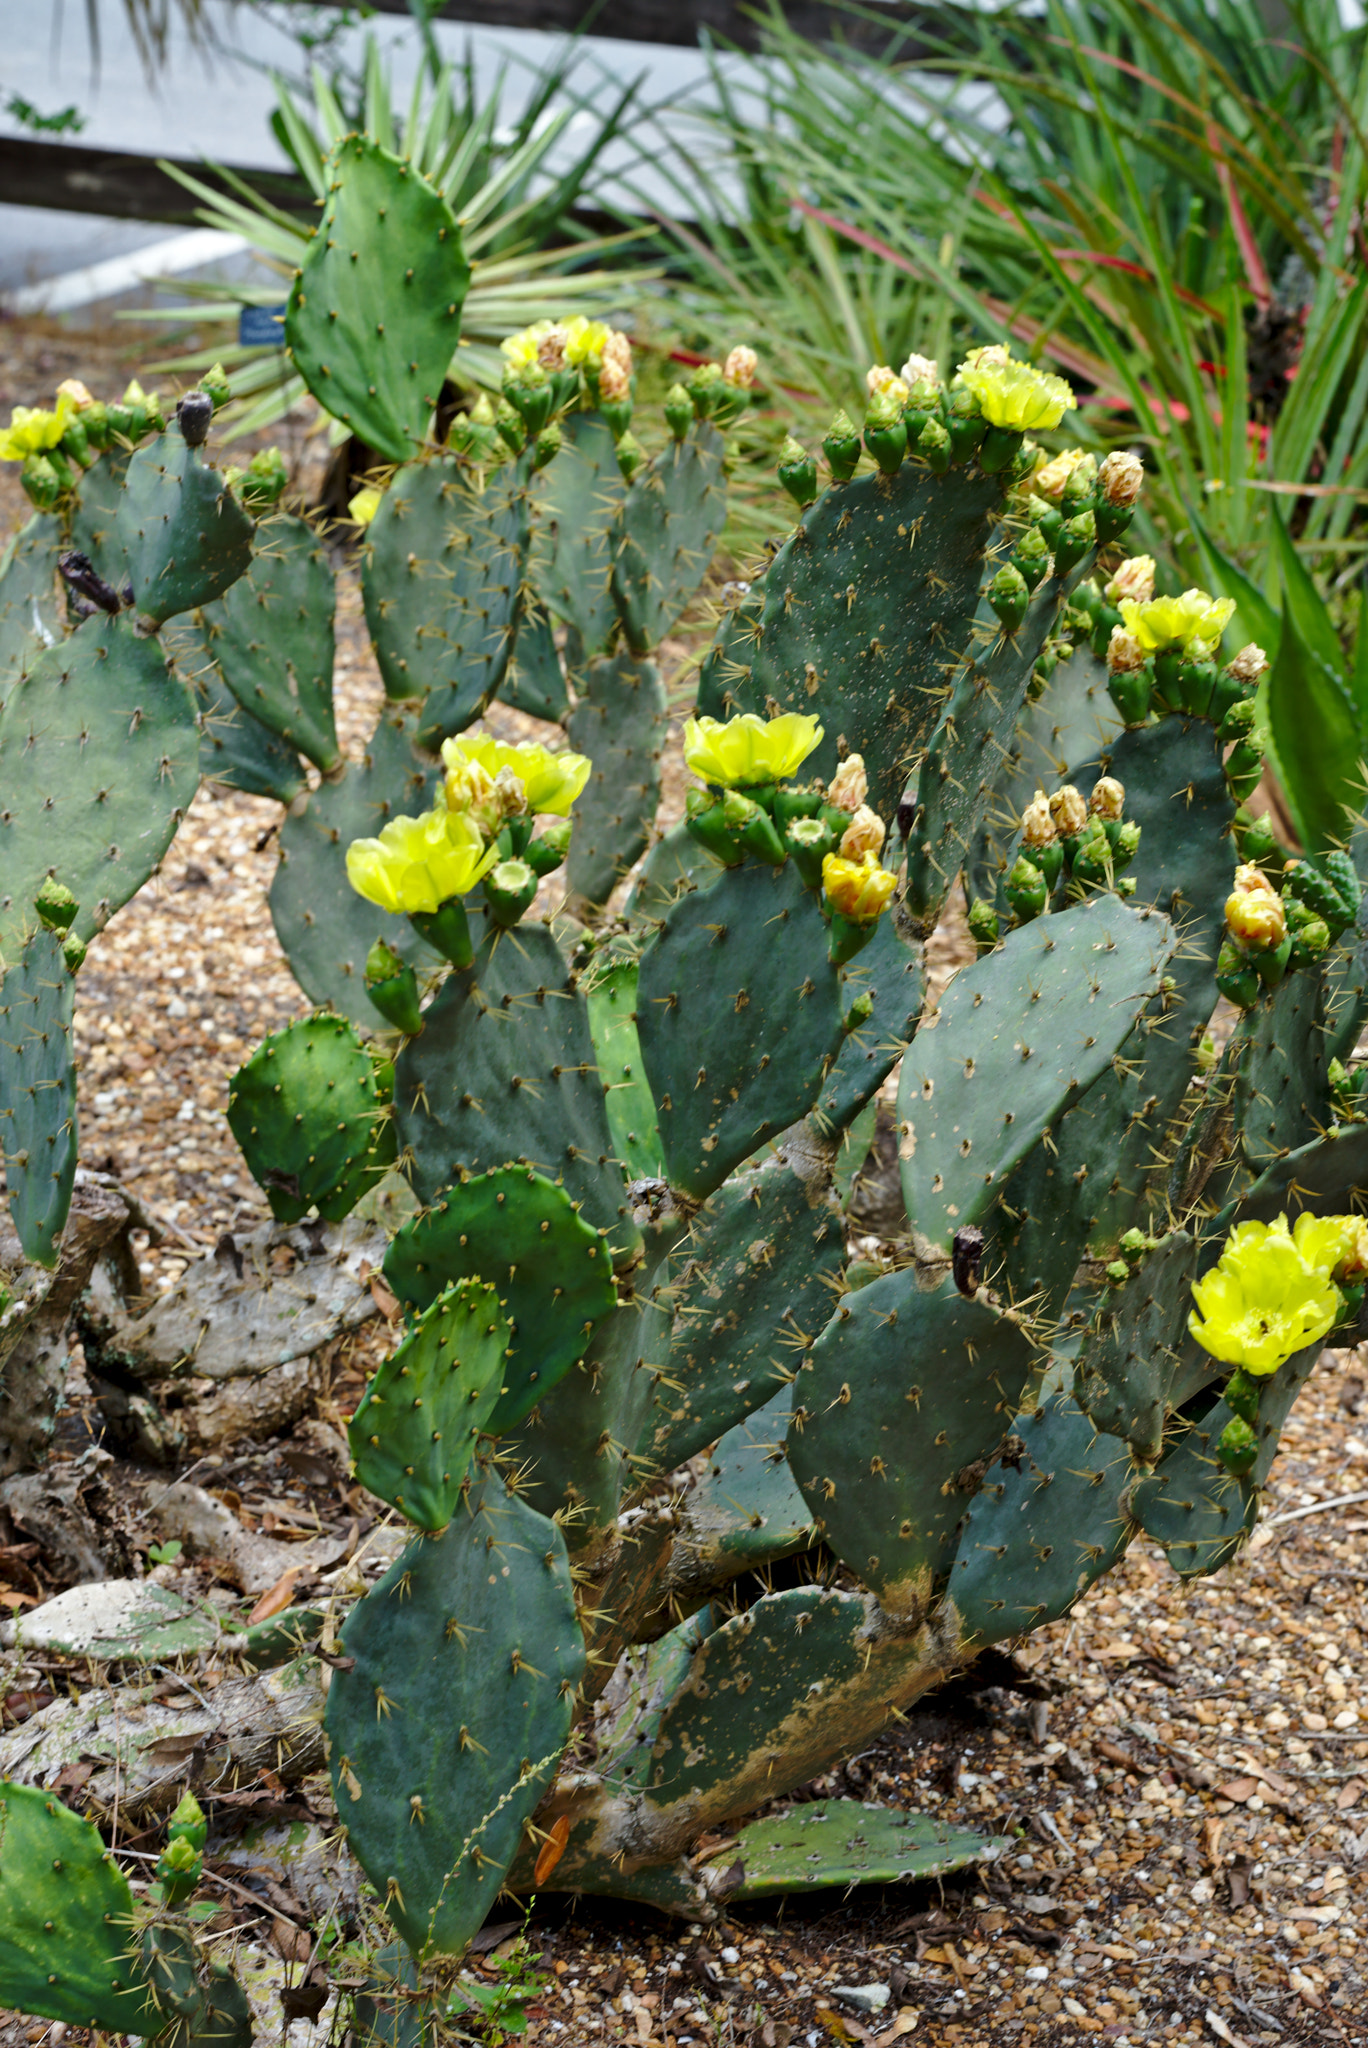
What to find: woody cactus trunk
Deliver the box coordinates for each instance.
[3,128,1367,1999]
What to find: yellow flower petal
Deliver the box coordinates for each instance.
[346,808,498,916]
[821,851,898,922]
[349,485,383,526]
[1118,589,1235,656]
[954,357,1076,432]
[441,734,590,816]
[682,712,824,788]
[1189,1212,1344,1375]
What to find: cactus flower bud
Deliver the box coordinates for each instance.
[1223,740,1264,807]
[821,851,898,922]
[496,398,526,452]
[615,431,646,481]
[1104,556,1156,606]
[1029,447,1089,504]
[33,878,78,933]
[778,436,818,508]
[988,562,1030,631]
[533,419,563,470]
[1226,886,1286,952]
[899,353,941,391]
[723,345,759,389]
[866,364,909,404]
[1048,785,1088,837]
[966,897,1000,954]
[1053,508,1096,573]
[863,389,908,475]
[1005,853,1048,923]
[20,455,62,511]
[1216,938,1262,1009]
[1089,776,1125,821]
[1020,789,1057,849]
[839,804,886,861]
[62,932,87,973]
[525,818,572,877]
[689,362,724,417]
[168,1791,208,1852]
[156,1833,201,1907]
[664,383,693,441]
[1216,1415,1258,1476]
[484,857,538,929]
[365,941,423,1037]
[823,408,863,481]
[1058,456,1097,517]
[1097,449,1145,508]
[827,753,868,814]
[915,415,951,474]
[1011,526,1051,591]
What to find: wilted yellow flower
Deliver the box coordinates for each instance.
[900,353,941,391]
[955,355,1077,432]
[866,365,909,405]
[346,808,498,916]
[1232,861,1276,898]
[348,485,382,527]
[56,379,96,411]
[1097,450,1144,508]
[1105,556,1156,606]
[822,852,899,923]
[683,712,823,788]
[1089,776,1125,821]
[1021,789,1057,849]
[827,753,868,813]
[1119,589,1235,655]
[1227,643,1269,683]
[724,346,759,389]
[0,392,74,462]
[501,320,556,371]
[839,805,886,861]
[1226,887,1286,951]
[1106,627,1146,675]
[599,356,631,404]
[1031,448,1092,503]
[1049,785,1088,836]
[442,733,590,817]
[1189,1215,1344,1375]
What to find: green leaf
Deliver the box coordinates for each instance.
[1187,505,1279,657]
[1267,507,1348,687]
[1267,604,1363,853]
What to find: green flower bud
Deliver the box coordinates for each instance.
[823,408,863,481]
[503,363,554,437]
[525,819,572,877]
[532,420,563,470]
[685,788,745,868]
[827,909,880,967]
[966,897,1001,955]
[863,391,907,476]
[1323,849,1362,927]
[978,422,1025,475]
[1215,938,1261,1009]
[1216,1414,1258,1477]
[1059,459,1097,517]
[495,398,527,453]
[408,897,475,970]
[778,436,818,508]
[915,415,952,475]
[664,383,693,441]
[168,1791,208,1852]
[615,431,646,482]
[1104,1260,1130,1287]
[203,362,231,409]
[1052,509,1096,574]
[1233,810,1279,868]
[1118,1227,1153,1265]
[1224,1368,1260,1429]
[21,455,62,512]
[1224,738,1264,807]
[1004,853,1048,924]
[988,562,1031,632]
[773,784,825,828]
[62,932,87,974]
[945,385,986,463]
[1011,526,1051,592]
[230,444,288,512]
[33,879,78,933]
[689,362,725,416]
[156,1833,202,1908]
[365,940,424,1036]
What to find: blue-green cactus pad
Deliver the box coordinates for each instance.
[0,1783,151,2033]
[227,1013,393,1224]
[530,409,624,657]
[0,512,62,713]
[704,1798,1004,1899]
[204,512,340,772]
[0,926,77,1267]
[117,429,253,625]
[565,652,666,908]
[612,422,728,655]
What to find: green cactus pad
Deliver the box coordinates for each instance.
[64,447,129,590]
[624,818,723,920]
[383,1165,618,1434]
[611,423,728,655]
[269,706,442,1023]
[1230,1120,1368,1232]
[0,1783,151,2033]
[815,910,924,1130]
[326,1474,582,1958]
[704,1799,1003,1900]
[0,927,77,1267]
[501,602,568,723]
[0,613,199,958]
[529,409,625,657]
[637,859,847,1200]
[1073,1231,1206,1461]
[116,428,253,625]
[696,464,1000,820]
[585,952,666,1182]
[678,1387,815,1590]
[1225,971,1331,1190]
[565,652,666,909]
[286,135,469,465]
[349,1279,509,1527]
[392,918,638,1261]
[905,569,1090,930]
[138,1925,251,2048]
[204,513,340,772]
[786,1272,1038,1616]
[947,1385,1136,1646]
[512,1293,667,1553]
[0,512,62,711]
[896,898,1175,1253]
[638,1151,846,1478]
[164,615,307,803]
[361,454,529,737]
[227,1013,393,1224]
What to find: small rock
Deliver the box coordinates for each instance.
[831,1984,890,2015]
[719,1946,740,1965]
[1024,1966,1050,1982]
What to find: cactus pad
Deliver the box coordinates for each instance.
[0,1783,150,2033]
[816,911,924,1129]
[0,613,200,958]
[637,860,847,1199]
[612,424,727,655]
[227,1013,392,1223]
[787,1272,1037,1616]
[393,919,637,1260]
[205,513,340,772]
[270,707,441,1022]
[383,1165,618,1433]
[362,455,528,735]
[116,428,253,624]
[0,927,77,1267]
[165,616,306,803]
[1073,1232,1206,1461]
[565,652,666,909]
[947,1383,1136,1646]
[706,1799,1002,1901]
[530,409,624,656]
[348,1279,509,1527]
[501,602,567,724]
[896,898,1176,1253]
[286,135,469,464]
[584,952,666,1183]
[0,512,61,710]
[326,1474,582,1957]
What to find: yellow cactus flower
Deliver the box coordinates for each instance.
[0,392,74,462]
[346,808,498,916]
[1031,448,1092,503]
[1189,1214,1344,1375]
[442,733,590,816]
[1105,556,1157,606]
[500,321,555,371]
[563,316,612,367]
[683,712,824,788]
[1226,888,1286,951]
[954,356,1076,432]
[1118,589,1236,655]
[348,485,382,527]
[822,852,899,923]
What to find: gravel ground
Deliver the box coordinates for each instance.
[2,320,1367,2047]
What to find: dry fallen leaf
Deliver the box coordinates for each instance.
[533,1813,572,1884]
[872,2012,918,2045]
[1214,1778,1260,1804]
[369,1272,400,1319]
[1201,1816,1225,1869]
[248,1567,300,1625]
[1204,2009,1250,2048]
[1335,1777,1365,1811]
